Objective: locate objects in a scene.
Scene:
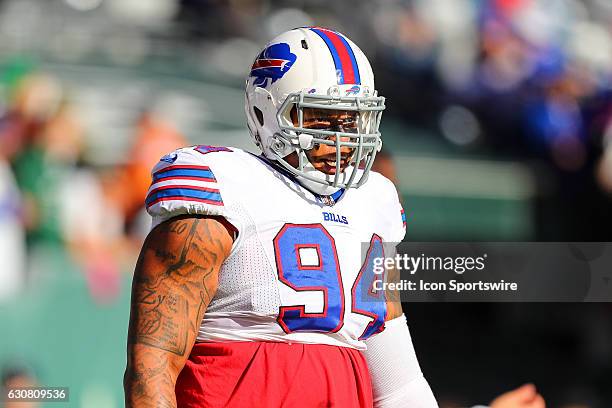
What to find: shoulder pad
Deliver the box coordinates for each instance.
[146,146,241,221]
[147,147,223,210]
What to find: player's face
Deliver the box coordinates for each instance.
[291,107,357,174]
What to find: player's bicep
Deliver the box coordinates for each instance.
[126,215,232,372]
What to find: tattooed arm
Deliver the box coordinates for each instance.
[124,215,233,408]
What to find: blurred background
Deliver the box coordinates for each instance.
[0,0,610,406]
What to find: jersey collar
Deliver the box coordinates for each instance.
[253,153,346,206]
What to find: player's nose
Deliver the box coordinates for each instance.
[326,135,352,151]
[316,140,351,156]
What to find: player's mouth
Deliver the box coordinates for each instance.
[316,156,351,174]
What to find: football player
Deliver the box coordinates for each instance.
[124,27,432,407]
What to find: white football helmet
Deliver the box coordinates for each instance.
[245,27,385,195]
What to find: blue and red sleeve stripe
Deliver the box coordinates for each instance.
[152,165,216,183]
[147,164,224,208]
[146,185,223,208]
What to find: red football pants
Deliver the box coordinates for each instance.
[175,341,374,408]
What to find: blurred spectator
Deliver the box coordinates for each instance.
[1,365,40,408]
[115,109,186,233]
[8,73,67,247]
[58,168,125,304]
[0,130,24,302]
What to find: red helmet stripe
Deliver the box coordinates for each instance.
[309,27,360,85]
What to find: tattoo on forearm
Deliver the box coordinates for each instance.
[134,292,189,355]
[125,216,232,407]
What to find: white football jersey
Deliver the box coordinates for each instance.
[146,145,406,350]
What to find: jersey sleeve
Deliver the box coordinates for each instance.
[387,182,406,243]
[374,174,406,243]
[145,147,247,240]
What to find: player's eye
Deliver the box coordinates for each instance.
[304,119,332,129]
[340,119,357,128]
[304,117,358,133]
[336,119,358,133]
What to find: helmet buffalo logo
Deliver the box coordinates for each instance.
[346,85,360,95]
[250,43,297,88]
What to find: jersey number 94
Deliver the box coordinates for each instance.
[273,223,386,340]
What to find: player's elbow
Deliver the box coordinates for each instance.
[123,364,135,406]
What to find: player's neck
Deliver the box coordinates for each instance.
[253,153,346,203]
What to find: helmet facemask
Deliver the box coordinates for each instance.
[269,89,385,191]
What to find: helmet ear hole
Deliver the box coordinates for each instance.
[289,106,298,125]
[253,106,265,126]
